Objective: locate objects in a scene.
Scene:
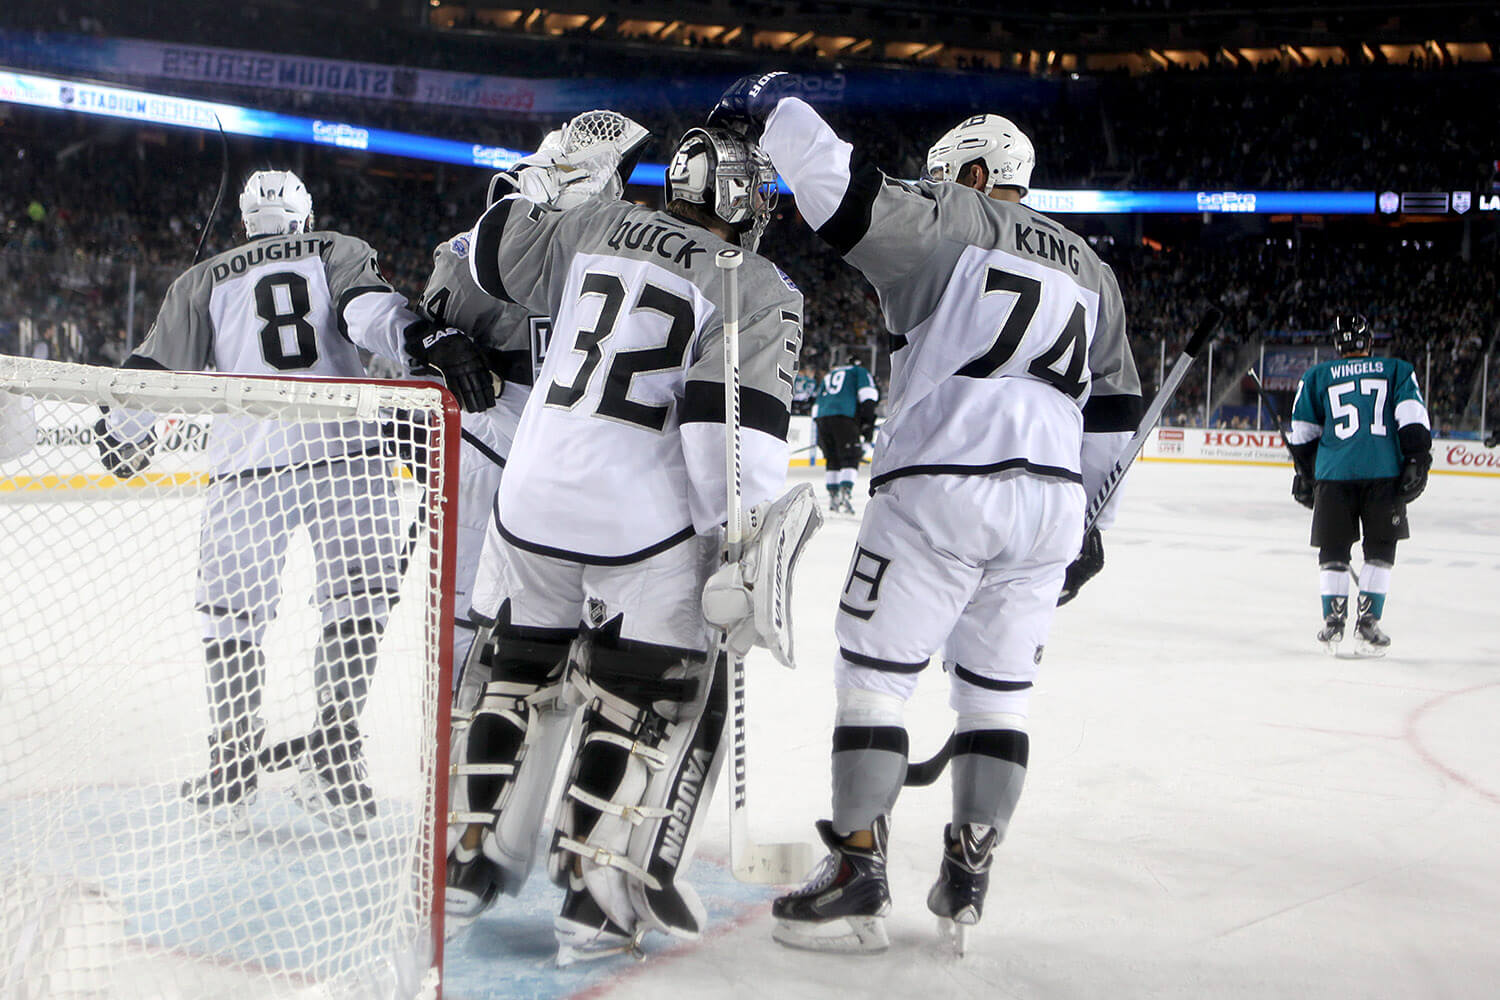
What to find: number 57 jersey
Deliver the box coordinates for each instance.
[466,197,803,563]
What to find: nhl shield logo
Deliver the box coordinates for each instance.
[1452,191,1471,214]
[586,596,609,630]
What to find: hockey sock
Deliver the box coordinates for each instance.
[1318,561,1351,620]
[951,719,1028,835]
[839,468,857,488]
[832,688,907,836]
[1358,562,1391,619]
[314,618,383,721]
[826,470,840,493]
[203,639,266,730]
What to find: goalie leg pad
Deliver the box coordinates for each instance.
[449,627,573,895]
[551,641,723,940]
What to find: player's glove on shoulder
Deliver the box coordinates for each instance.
[706,71,799,142]
[407,325,496,413]
[1057,527,1104,607]
[1397,452,1431,503]
[94,417,155,479]
[1291,473,1315,509]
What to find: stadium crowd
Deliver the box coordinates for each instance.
[2,12,1497,434]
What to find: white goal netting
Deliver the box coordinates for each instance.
[0,357,456,1000]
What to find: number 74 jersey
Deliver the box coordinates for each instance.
[1289,355,1430,481]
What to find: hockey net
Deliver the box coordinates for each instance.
[0,357,456,1000]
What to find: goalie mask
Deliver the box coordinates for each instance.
[239,169,314,237]
[924,114,1035,196]
[665,127,778,252]
[1332,314,1371,355]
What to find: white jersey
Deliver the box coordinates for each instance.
[120,232,422,475]
[761,98,1142,515]
[467,197,803,563]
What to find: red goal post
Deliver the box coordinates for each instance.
[0,356,458,999]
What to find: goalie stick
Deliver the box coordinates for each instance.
[715,247,815,884]
[904,306,1224,786]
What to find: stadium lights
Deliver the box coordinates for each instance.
[0,66,1388,216]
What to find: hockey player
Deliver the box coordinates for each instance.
[94,169,495,834]
[709,75,1143,953]
[813,347,878,513]
[443,126,808,962]
[419,110,651,676]
[1287,314,1431,654]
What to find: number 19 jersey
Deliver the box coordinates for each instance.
[129,232,423,474]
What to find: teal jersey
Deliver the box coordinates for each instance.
[814,363,877,419]
[792,372,818,402]
[1288,355,1429,481]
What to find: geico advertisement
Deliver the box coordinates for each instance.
[1145,427,1499,476]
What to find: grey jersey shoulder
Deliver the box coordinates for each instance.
[422,233,532,354]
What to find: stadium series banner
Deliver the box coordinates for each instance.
[0,30,1054,117]
[1143,427,1500,477]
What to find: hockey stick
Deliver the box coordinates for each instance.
[716,248,816,884]
[903,306,1224,786]
[191,114,230,266]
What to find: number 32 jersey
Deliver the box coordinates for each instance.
[467,196,803,563]
[129,232,423,474]
[761,98,1142,501]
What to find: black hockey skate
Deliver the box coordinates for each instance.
[182,719,265,833]
[293,703,377,837]
[1316,615,1346,653]
[771,816,891,954]
[554,878,644,967]
[1352,614,1390,657]
[444,842,507,941]
[927,823,998,957]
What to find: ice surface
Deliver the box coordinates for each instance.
[445,460,1500,1000]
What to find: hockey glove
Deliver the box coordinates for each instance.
[94,417,155,479]
[1397,452,1431,504]
[857,398,877,443]
[407,326,496,413]
[1291,473,1315,510]
[702,483,824,668]
[706,72,799,142]
[1056,527,1104,607]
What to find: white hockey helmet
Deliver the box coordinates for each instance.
[665,127,778,252]
[924,114,1035,196]
[238,169,314,237]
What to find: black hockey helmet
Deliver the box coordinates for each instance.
[1331,314,1370,355]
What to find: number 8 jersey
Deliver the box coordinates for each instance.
[127,232,424,474]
